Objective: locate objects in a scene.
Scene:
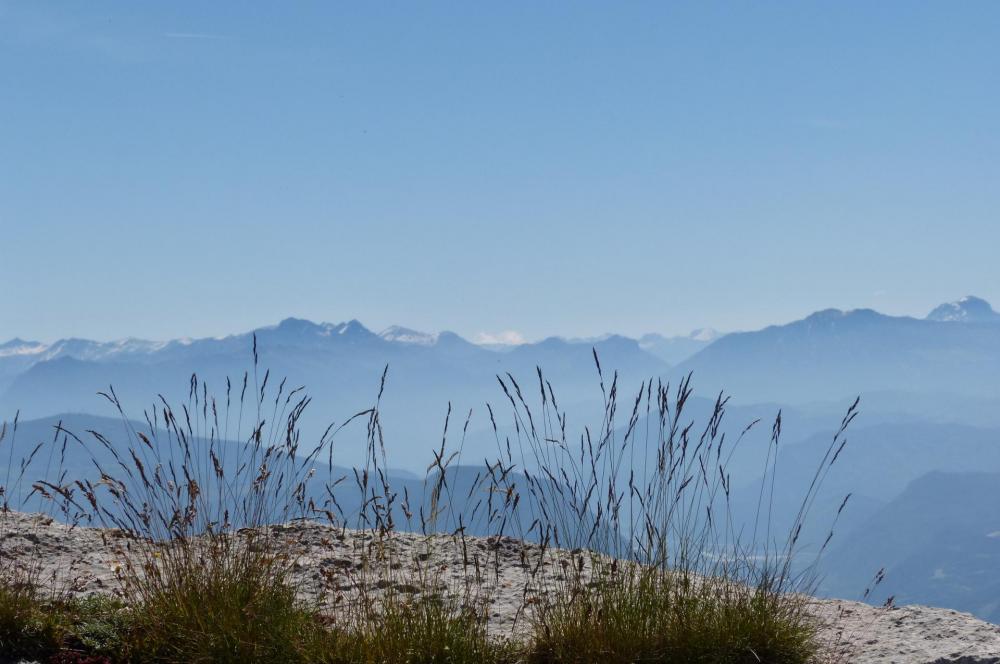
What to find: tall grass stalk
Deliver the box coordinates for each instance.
[0,344,856,663]
[487,357,856,662]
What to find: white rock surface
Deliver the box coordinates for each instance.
[3,512,999,663]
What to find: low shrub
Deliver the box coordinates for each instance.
[58,595,131,661]
[0,571,64,660]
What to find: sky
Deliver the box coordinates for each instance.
[1,2,998,344]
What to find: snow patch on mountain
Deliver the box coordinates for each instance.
[926,296,1000,323]
[379,326,439,346]
[0,337,168,360]
[474,330,528,347]
[689,328,722,342]
[0,339,48,357]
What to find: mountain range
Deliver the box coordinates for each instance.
[3,296,1000,621]
[3,296,999,464]
[4,295,997,415]
[671,298,1000,404]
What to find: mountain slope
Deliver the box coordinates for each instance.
[728,421,1000,557]
[673,303,1000,403]
[822,471,1000,623]
[926,296,1000,323]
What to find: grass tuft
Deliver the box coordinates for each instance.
[329,594,516,664]
[528,566,818,664]
[117,537,332,663]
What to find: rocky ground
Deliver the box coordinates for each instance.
[2,512,999,663]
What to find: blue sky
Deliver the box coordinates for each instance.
[1,2,998,343]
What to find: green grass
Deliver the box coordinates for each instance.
[526,566,819,664]
[327,595,516,664]
[0,557,513,664]
[0,575,130,662]
[110,536,331,663]
[0,571,64,659]
[104,533,511,663]
[0,568,819,663]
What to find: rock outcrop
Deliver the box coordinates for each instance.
[2,512,999,663]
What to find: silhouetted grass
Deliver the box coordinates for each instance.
[0,342,857,663]
[487,361,853,663]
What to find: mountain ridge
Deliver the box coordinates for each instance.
[671,298,1000,403]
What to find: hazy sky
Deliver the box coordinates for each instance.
[2,2,998,344]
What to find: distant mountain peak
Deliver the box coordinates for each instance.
[0,338,40,349]
[333,319,370,336]
[379,326,438,346]
[0,338,47,357]
[263,318,376,343]
[434,331,476,348]
[272,317,328,334]
[594,333,639,348]
[801,308,885,326]
[689,328,721,342]
[805,308,847,321]
[636,328,724,365]
[926,296,1000,323]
